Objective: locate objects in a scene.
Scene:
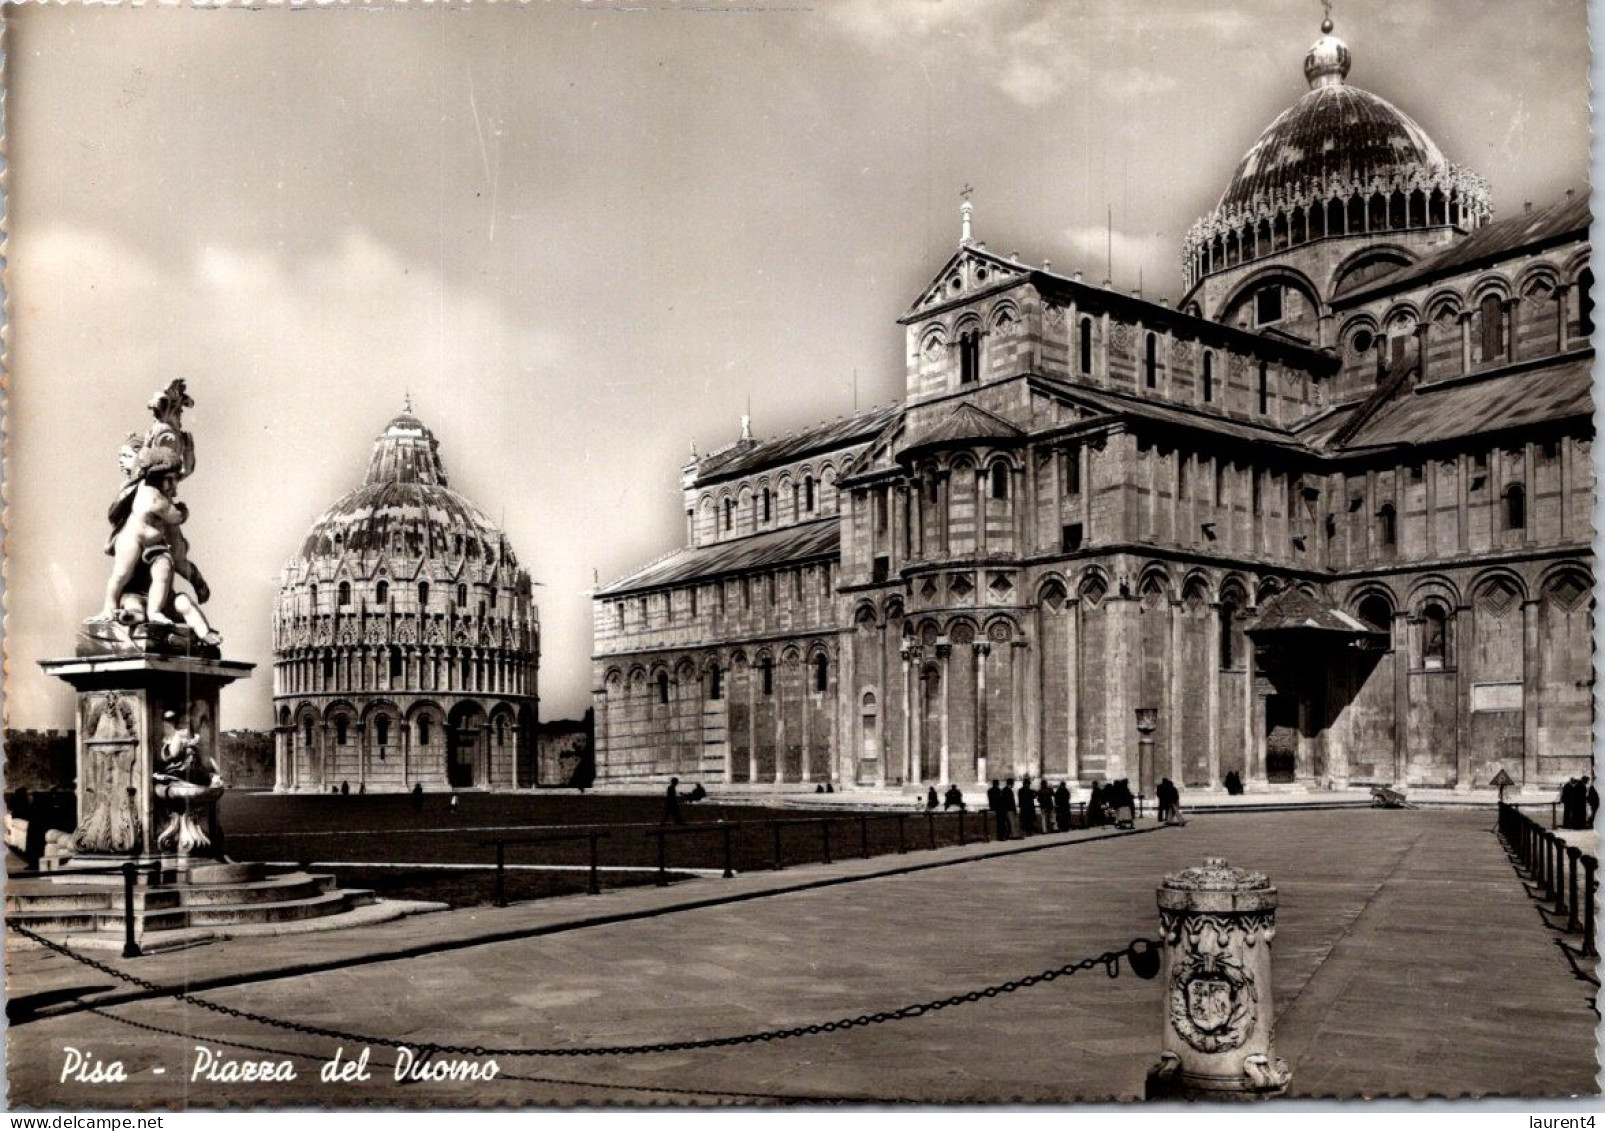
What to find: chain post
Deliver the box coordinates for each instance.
[721,824,734,879]
[121,861,142,960]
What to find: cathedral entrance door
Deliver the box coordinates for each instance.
[1265,694,1298,784]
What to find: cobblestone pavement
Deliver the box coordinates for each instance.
[7,810,1597,1107]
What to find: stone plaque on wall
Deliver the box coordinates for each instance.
[1471,681,1523,713]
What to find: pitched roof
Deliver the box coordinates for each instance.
[1042,379,1309,450]
[1336,354,1594,450]
[693,405,901,484]
[899,402,1024,456]
[598,519,839,596]
[1246,587,1375,636]
[1335,193,1590,303]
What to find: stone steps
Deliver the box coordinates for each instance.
[6,870,375,935]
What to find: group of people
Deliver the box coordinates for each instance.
[1086,779,1137,829]
[1559,776,1598,830]
[977,776,1075,840]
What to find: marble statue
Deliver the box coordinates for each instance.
[83,380,220,655]
[152,710,227,855]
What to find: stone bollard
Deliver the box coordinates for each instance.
[1146,858,1289,1100]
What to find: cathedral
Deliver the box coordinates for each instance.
[272,407,541,791]
[592,21,1594,794]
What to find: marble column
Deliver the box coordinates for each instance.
[974,640,990,784]
[937,642,951,784]
[1522,598,1540,786]
[1065,599,1080,783]
[1205,602,1222,789]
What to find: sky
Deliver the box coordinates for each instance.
[4,0,1592,731]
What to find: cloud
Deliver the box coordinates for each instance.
[1062,224,1173,285]
[827,0,1187,108]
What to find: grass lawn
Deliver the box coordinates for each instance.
[216,790,1070,907]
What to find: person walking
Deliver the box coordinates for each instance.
[1054,780,1073,832]
[1088,781,1105,827]
[1018,775,1037,836]
[1002,777,1019,839]
[1156,778,1174,824]
[925,786,940,811]
[663,776,686,826]
[1037,779,1055,833]
[988,780,1007,840]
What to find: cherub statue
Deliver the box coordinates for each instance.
[95,380,219,646]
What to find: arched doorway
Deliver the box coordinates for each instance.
[447,701,487,789]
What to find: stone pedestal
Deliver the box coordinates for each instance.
[1146,857,1290,1100]
[37,653,253,865]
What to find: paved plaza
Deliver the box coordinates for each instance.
[6,809,1598,1106]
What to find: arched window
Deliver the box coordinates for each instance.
[1358,594,1393,649]
[418,717,431,745]
[657,671,670,705]
[1144,333,1158,388]
[1422,604,1450,669]
[375,717,390,747]
[723,498,734,531]
[990,463,1009,500]
[1079,317,1093,375]
[322,655,334,684]
[496,717,506,745]
[389,649,403,681]
[1505,483,1526,531]
[761,658,774,696]
[814,653,829,692]
[1579,269,1595,338]
[418,581,429,608]
[707,662,723,701]
[1480,293,1504,361]
[1376,503,1397,548]
[959,330,980,385]
[804,476,816,512]
[456,583,468,607]
[335,717,348,745]
[338,581,351,607]
[762,487,771,524]
[1202,351,1214,403]
[303,717,313,746]
[1257,361,1269,414]
[376,580,389,605]
[309,583,318,609]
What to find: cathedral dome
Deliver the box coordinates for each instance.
[1183,21,1490,291]
[296,410,519,569]
[1216,31,1446,213]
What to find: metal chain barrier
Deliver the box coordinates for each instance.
[13,923,1160,1058]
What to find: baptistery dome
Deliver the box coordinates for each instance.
[272,407,540,793]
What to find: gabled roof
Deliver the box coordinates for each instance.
[1336,353,1594,450]
[598,519,839,596]
[1246,587,1376,636]
[693,405,900,485]
[898,402,1024,458]
[1335,193,1590,303]
[902,244,1033,321]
